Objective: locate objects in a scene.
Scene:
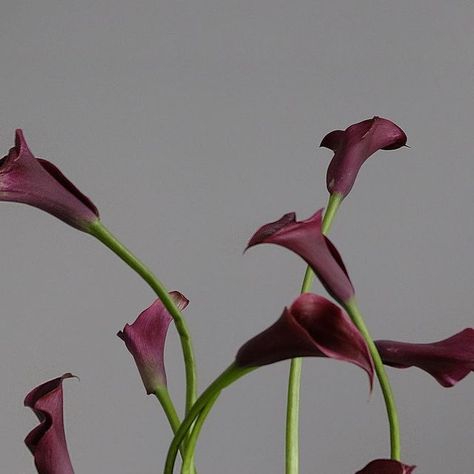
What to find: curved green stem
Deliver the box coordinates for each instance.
[285,193,342,474]
[154,387,181,435]
[89,221,197,414]
[164,364,255,474]
[181,393,220,474]
[344,298,401,460]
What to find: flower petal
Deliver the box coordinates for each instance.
[321,117,407,198]
[376,329,474,387]
[24,373,76,474]
[246,209,354,304]
[236,293,373,386]
[355,459,416,473]
[118,291,189,394]
[0,130,99,231]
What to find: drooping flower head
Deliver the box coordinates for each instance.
[24,373,76,474]
[236,293,374,386]
[118,291,189,394]
[355,459,416,473]
[320,117,407,199]
[246,209,354,305]
[0,130,99,232]
[376,328,474,387]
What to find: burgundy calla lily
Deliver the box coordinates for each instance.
[0,130,99,232]
[24,373,76,474]
[118,291,189,394]
[376,328,474,387]
[236,293,374,385]
[355,459,416,473]
[246,209,354,304]
[320,116,407,198]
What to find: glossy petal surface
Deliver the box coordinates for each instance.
[356,459,416,473]
[247,209,354,304]
[118,291,189,393]
[376,328,474,387]
[320,116,407,198]
[236,293,373,385]
[0,130,99,231]
[24,374,75,474]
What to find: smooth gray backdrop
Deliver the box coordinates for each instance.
[0,1,473,473]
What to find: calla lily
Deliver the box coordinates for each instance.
[355,459,416,473]
[118,291,189,394]
[246,209,354,304]
[376,328,474,387]
[320,116,407,199]
[236,293,374,385]
[24,373,76,474]
[0,130,99,232]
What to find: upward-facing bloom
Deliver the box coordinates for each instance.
[236,293,374,386]
[0,130,99,232]
[376,328,474,387]
[356,459,416,473]
[118,291,189,394]
[24,373,76,474]
[246,209,354,304]
[320,117,407,198]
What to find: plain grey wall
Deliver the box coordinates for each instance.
[0,1,473,473]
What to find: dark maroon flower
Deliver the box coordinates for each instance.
[118,291,189,394]
[376,329,474,387]
[0,130,99,232]
[246,209,354,304]
[355,459,416,473]
[236,293,373,385]
[24,373,76,474]
[320,117,407,198]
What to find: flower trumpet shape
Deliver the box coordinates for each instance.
[356,459,416,473]
[24,373,76,474]
[376,328,474,387]
[118,291,189,394]
[236,293,374,386]
[246,209,354,304]
[320,116,407,199]
[0,130,99,232]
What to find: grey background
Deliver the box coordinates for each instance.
[0,1,473,473]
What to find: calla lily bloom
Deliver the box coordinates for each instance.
[376,328,474,387]
[24,373,76,474]
[118,291,189,394]
[320,116,407,199]
[356,459,416,473]
[246,209,354,304]
[236,293,374,386]
[0,130,99,232]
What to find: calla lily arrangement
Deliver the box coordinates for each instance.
[1,117,472,473]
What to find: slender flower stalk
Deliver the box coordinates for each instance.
[164,364,255,474]
[89,221,197,414]
[345,299,401,460]
[285,194,342,474]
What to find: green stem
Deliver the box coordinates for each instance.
[89,221,197,414]
[164,364,255,474]
[181,393,220,474]
[154,387,181,435]
[285,193,342,474]
[344,298,401,461]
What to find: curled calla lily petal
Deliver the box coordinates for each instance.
[236,293,374,386]
[24,373,76,474]
[0,130,99,232]
[246,209,354,304]
[118,291,189,394]
[355,459,416,473]
[376,328,474,387]
[320,116,407,198]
